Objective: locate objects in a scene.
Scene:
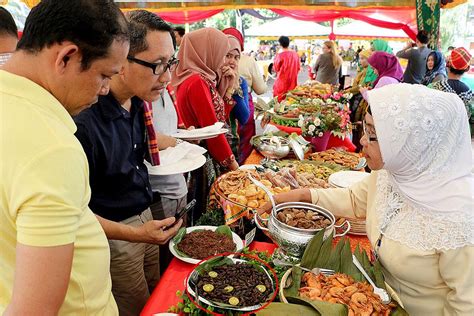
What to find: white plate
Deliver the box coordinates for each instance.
[172,128,228,140]
[169,225,244,265]
[145,155,206,176]
[239,164,263,170]
[328,171,370,188]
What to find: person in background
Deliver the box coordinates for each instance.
[149,86,188,274]
[396,30,432,84]
[218,34,250,161]
[371,39,393,54]
[363,39,394,88]
[273,35,300,101]
[421,51,447,86]
[173,26,185,47]
[222,27,266,163]
[346,49,376,150]
[0,0,129,314]
[260,84,474,316]
[346,50,373,95]
[313,40,342,85]
[446,45,455,61]
[300,52,307,67]
[74,11,182,315]
[0,7,18,65]
[431,47,473,118]
[358,51,403,127]
[171,28,237,219]
[361,51,403,98]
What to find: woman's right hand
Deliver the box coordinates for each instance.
[258,188,312,215]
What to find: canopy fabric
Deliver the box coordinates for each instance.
[17,0,468,10]
[333,19,409,40]
[153,9,223,24]
[245,17,330,38]
[271,8,417,40]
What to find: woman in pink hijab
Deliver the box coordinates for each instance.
[172,27,238,171]
[360,51,403,100]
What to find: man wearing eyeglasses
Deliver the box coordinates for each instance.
[74,11,182,316]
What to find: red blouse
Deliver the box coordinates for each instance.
[175,74,233,165]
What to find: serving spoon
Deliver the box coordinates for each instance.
[352,255,391,304]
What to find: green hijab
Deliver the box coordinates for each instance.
[371,39,393,54]
[361,39,393,86]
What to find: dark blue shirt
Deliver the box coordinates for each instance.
[74,93,152,222]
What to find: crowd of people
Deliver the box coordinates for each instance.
[0,1,473,315]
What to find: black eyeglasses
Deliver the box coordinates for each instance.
[363,120,378,143]
[127,55,179,75]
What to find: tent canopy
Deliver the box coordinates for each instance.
[334,19,409,40]
[245,17,330,38]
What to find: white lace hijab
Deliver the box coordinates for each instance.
[367,84,473,251]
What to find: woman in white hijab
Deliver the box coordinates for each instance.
[260,84,474,315]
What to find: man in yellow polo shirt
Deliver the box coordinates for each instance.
[0,0,129,314]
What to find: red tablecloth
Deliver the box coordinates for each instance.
[141,237,371,315]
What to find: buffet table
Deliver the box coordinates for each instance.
[141,236,372,315]
[141,149,371,315]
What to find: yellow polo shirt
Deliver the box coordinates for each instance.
[0,70,118,315]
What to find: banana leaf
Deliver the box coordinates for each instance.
[215,225,233,238]
[256,302,318,316]
[300,230,325,269]
[195,256,234,275]
[280,234,408,315]
[287,297,347,316]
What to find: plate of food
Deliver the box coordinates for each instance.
[186,257,276,312]
[310,149,366,170]
[169,225,244,265]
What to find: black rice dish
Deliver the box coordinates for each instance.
[196,263,273,307]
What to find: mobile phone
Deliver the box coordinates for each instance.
[175,199,196,222]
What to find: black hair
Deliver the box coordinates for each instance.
[0,7,17,38]
[449,66,468,75]
[416,30,429,44]
[278,36,290,48]
[447,46,455,50]
[126,10,176,56]
[174,26,185,37]
[17,0,129,70]
[367,106,372,115]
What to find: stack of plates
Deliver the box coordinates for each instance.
[346,217,367,235]
[330,171,370,236]
[328,170,370,188]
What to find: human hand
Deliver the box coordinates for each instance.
[221,66,238,88]
[229,160,239,171]
[139,217,183,245]
[359,87,369,95]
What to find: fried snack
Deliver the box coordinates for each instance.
[299,272,396,316]
[310,149,361,170]
[217,170,290,208]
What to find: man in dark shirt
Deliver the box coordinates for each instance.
[74,11,181,316]
[396,30,432,84]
